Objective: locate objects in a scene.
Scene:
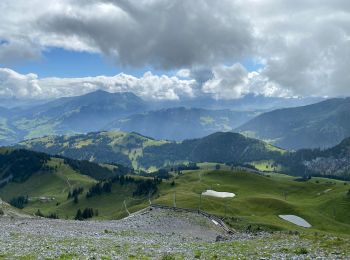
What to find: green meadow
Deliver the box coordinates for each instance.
[154,169,350,235]
[0,158,149,220]
[1,158,349,236]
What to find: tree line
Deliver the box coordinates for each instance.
[67,187,84,199]
[85,175,161,198]
[9,195,28,209]
[75,208,99,220]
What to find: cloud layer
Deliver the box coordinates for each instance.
[0,68,196,100]
[1,0,350,98]
[0,66,292,100]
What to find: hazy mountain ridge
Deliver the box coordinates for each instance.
[0,91,148,146]
[237,97,350,149]
[0,90,326,147]
[150,94,324,111]
[106,107,258,141]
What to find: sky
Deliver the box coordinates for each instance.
[0,0,350,101]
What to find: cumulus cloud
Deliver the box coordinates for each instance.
[0,68,196,100]
[0,68,42,98]
[202,64,249,99]
[238,0,350,97]
[0,0,252,69]
[202,64,290,100]
[1,1,350,98]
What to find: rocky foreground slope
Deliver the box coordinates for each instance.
[0,207,349,259]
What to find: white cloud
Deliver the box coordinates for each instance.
[237,0,350,97]
[176,69,191,78]
[202,64,249,99]
[0,0,251,68]
[202,64,290,100]
[0,68,196,100]
[0,68,42,98]
[1,1,350,98]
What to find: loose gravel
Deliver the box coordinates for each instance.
[0,208,348,259]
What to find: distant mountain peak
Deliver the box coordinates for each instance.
[89,89,109,94]
[83,90,141,99]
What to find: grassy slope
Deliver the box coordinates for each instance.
[250,160,283,172]
[0,158,149,219]
[154,169,350,235]
[20,131,169,171]
[1,158,349,235]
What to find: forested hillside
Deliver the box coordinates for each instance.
[278,136,350,180]
[18,131,284,170]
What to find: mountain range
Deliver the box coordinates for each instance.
[150,94,324,111]
[237,97,350,150]
[1,90,350,153]
[0,90,326,147]
[106,107,257,141]
[0,91,147,145]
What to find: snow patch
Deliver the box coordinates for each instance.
[202,190,235,198]
[279,215,311,228]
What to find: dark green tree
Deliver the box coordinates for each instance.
[73,195,79,204]
[75,209,83,220]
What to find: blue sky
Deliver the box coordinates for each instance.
[7,48,261,78]
[9,48,140,78]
